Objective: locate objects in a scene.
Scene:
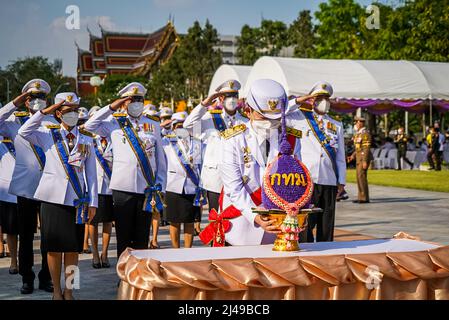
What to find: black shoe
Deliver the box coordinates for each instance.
[359,200,370,204]
[9,267,19,275]
[352,200,360,203]
[92,261,102,269]
[39,280,54,293]
[21,282,34,294]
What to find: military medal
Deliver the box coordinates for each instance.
[242,146,251,168]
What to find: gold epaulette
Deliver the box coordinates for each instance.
[14,111,30,117]
[164,133,176,139]
[2,138,12,143]
[221,124,247,140]
[145,114,160,122]
[113,113,127,117]
[286,127,302,138]
[46,124,61,129]
[79,128,94,138]
[209,109,223,114]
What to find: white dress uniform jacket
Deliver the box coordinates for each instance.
[0,102,58,199]
[183,104,248,193]
[83,105,167,194]
[290,109,346,186]
[162,134,203,194]
[0,136,17,203]
[93,135,113,195]
[18,111,98,208]
[221,118,303,246]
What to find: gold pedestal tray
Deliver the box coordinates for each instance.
[252,207,323,251]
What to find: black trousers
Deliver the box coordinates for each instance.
[397,150,413,170]
[17,196,51,284]
[207,191,220,212]
[112,190,151,258]
[299,185,337,243]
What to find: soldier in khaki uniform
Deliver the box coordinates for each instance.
[348,116,372,203]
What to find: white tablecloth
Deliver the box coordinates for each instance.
[131,239,438,262]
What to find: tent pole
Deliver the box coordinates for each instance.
[429,97,433,127]
[422,113,426,138]
[405,111,409,134]
[384,114,388,136]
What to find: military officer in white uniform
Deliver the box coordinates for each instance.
[83,82,167,258]
[85,107,114,269]
[19,92,98,300]
[162,111,204,248]
[160,107,174,137]
[183,80,248,212]
[290,82,346,242]
[220,79,304,246]
[0,79,54,294]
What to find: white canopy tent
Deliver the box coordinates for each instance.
[208,65,252,96]
[242,57,449,100]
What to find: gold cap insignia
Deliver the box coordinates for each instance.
[132,87,139,95]
[229,81,234,89]
[66,95,73,102]
[180,114,185,119]
[268,99,279,111]
[321,84,326,89]
[35,82,41,89]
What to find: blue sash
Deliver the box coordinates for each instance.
[170,140,207,207]
[17,115,46,169]
[115,116,165,213]
[303,111,339,181]
[49,128,89,224]
[210,112,227,132]
[1,139,16,158]
[93,141,112,180]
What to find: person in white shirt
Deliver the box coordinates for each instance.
[162,112,205,248]
[83,82,167,258]
[183,80,248,217]
[0,79,54,294]
[19,92,98,300]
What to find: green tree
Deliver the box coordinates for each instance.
[236,25,261,65]
[289,10,315,58]
[314,0,365,59]
[259,20,288,56]
[0,56,75,104]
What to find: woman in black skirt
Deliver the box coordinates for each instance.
[162,112,205,248]
[0,137,19,273]
[87,121,113,269]
[18,93,97,300]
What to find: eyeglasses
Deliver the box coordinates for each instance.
[130,96,144,103]
[29,93,47,100]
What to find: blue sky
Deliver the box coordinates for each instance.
[0,0,375,77]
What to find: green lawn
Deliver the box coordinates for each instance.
[346,169,449,193]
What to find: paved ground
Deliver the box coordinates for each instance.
[0,182,448,300]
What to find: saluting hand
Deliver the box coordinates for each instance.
[254,215,281,234]
[201,90,235,107]
[41,99,66,115]
[12,91,31,107]
[110,96,131,111]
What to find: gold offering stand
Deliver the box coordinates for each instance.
[252,207,323,251]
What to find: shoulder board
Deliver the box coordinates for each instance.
[286,127,302,138]
[164,133,176,139]
[221,124,247,140]
[113,113,127,118]
[14,111,30,117]
[46,124,61,129]
[79,128,94,138]
[2,138,13,143]
[209,109,223,114]
[145,114,160,122]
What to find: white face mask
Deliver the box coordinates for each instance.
[224,97,238,112]
[127,102,144,118]
[29,99,47,112]
[61,111,79,127]
[251,119,280,139]
[174,127,189,139]
[314,99,331,114]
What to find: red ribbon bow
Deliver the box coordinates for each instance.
[199,206,241,247]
